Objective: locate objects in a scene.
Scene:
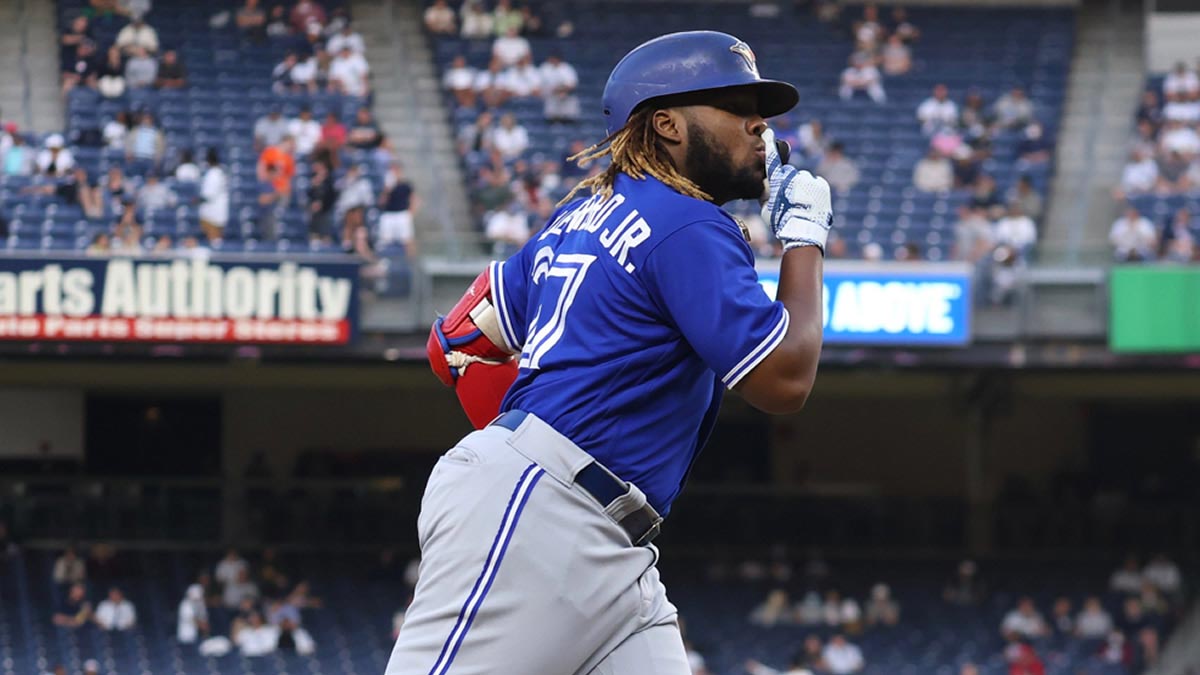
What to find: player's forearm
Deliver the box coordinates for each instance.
[773,246,825,393]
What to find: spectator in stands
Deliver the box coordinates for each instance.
[224,567,261,609]
[493,25,531,68]
[112,198,144,254]
[879,35,911,76]
[749,589,794,627]
[1005,635,1046,675]
[61,39,100,96]
[236,0,267,44]
[136,172,176,212]
[304,160,337,242]
[378,163,418,253]
[839,54,885,103]
[327,21,365,57]
[443,55,477,108]
[124,45,158,90]
[285,107,319,159]
[1163,61,1199,99]
[215,548,249,589]
[541,53,580,123]
[348,108,383,150]
[944,560,985,606]
[60,15,93,73]
[1049,597,1073,637]
[1162,91,1200,124]
[476,59,511,108]
[958,90,990,140]
[864,583,900,628]
[271,51,302,94]
[177,583,210,643]
[853,3,884,54]
[102,111,129,150]
[493,0,523,35]
[1006,176,1043,222]
[254,108,289,152]
[330,45,370,98]
[316,111,347,168]
[953,206,994,265]
[95,45,125,98]
[993,86,1035,131]
[335,163,374,248]
[492,113,529,161]
[52,583,92,628]
[124,112,164,175]
[425,0,457,34]
[35,134,74,177]
[1158,119,1200,157]
[460,0,494,39]
[93,587,136,631]
[1143,554,1182,597]
[818,143,860,195]
[195,149,228,242]
[486,199,529,257]
[263,5,290,39]
[290,0,326,35]
[1117,147,1157,196]
[917,84,958,136]
[1162,208,1197,262]
[172,148,200,183]
[503,54,543,100]
[3,133,33,176]
[152,49,187,89]
[993,203,1037,256]
[116,13,158,55]
[890,6,920,43]
[53,546,86,588]
[22,166,102,217]
[1158,149,1192,193]
[1072,596,1113,639]
[1015,123,1052,170]
[822,634,864,674]
[233,611,278,656]
[913,148,953,193]
[1136,90,1164,130]
[1111,561,1146,600]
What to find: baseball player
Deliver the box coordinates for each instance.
[392,30,833,674]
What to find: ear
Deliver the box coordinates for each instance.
[651,109,686,146]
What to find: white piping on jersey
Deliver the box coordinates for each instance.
[722,309,790,389]
[490,261,521,352]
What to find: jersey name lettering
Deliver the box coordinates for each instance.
[540,193,652,274]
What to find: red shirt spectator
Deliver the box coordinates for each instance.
[290,0,327,35]
[1005,642,1045,675]
[321,113,347,149]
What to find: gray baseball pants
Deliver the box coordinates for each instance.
[385,412,690,675]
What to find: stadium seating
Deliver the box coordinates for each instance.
[1123,75,1200,243]
[428,2,1075,261]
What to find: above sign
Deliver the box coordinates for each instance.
[757,261,973,346]
[0,256,360,345]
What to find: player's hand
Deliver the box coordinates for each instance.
[760,127,834,254]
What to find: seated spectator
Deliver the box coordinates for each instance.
[124,112,164,175]
[913,148,953,193]
[1157,149,1192,193]
[1075,596,1114,639]
[306,161,337,242]
[749,589,794,627]
[94,587,136,631]
[839,54,885,103]
[993,86,1035,130]
[1098,630,1134,669]
[270,608,316,655]
[264,5,290,38]
[1162,92,1200,124]
[1015,123,1052,169]
[37,134,75,177]
[96,45,125,98]
[317,112,347,169]
[959,90,991,141]
[1143,554,1182,597]
[124,45,157,90]
[198,149,228,242]
[1002,597,1048,639]
[215,548,249,589]
[476,59,511,109]
[1159,119,1200,156]
[236,0,267,44]
[224,568,260,609]
[347,108,383,150]
[1049,597,1073,637]
[485,200,530,257]
[492,0,522,36]
[115,13,158,55]
[953,206,995,263]
[822,634,864,674]
[255,108,288,151]
[326,22,365,56]
[378,163,418,253]
[540,53,580,123]
[53,546,87,587]
[993,203,1037,256]
[502,54,542,99]
[102,111,129,150]
[493,25,531,68]
[173,148,200,182]
[177,583,209,644]
[1109,207,1157,261]
[1004,635,1046,675]
[86,232,111,256]
[329,45,370,98]
[1162,208,1197,262]
[492,113,529,160]
[880,35,911,76]
[917,84,958,136]
[53,583,92,628]
[271,51,303,94]
[890,6,921,42]
[290,0,326,35]
[3,133,34,176]
[443,55,477,107]
[335,164,374,247]
[852,3,884,54]
[136,172,176,212]
[1006,176,1043,222]
[154,48,186,89]
[61,39,100,96]
[969,174,1002,211]
[234,611,278,657]
[817,143,860,194]
[112,198,144,254]
[460,0,494,39]
[288,107,320,158]
[425,0,456,34]
[865,583,900,627]
[1163,61,1199,98]
[1118,148,1158,196]
[1136,90,1163,130]
[60,15,93,72]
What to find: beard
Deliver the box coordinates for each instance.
[683,123,765,204]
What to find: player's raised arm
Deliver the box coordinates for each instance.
[734,127,830,414]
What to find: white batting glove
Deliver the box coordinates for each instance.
[760,127,834,254]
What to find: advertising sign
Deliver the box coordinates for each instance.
[1110,266,1200,353]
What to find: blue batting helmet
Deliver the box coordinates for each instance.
[601,31,799,136]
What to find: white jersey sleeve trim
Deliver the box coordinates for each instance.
[489,260,521,352]
[722,308,790,389]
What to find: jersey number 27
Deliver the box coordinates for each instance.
[520,249,597,370]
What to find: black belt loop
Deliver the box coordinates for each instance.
[490,410,661,546]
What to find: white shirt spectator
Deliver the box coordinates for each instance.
[1121,155,1159,194]
[215,554,248,588]
[994,214,1037,250]
[443,63,476,93]
[290,58,316,88]
[1163,98,1200,123]
[1110,213,1157,260]
[839,63,885,103]
[460,4,494,39]
[486,207,530,248]
[822,640,865,674]
[492,122,529,160]
[35,148,75,176]
[1143,557,1183,594]
[914,155,953,192]
[115,22,159,54]
[492,35,531,67]
[501,63,542,98]
[540,60,578,93]
[326,29,365,56]
[1161,125,1200,155]
[424,1,456,34]
[918,97,959,135]
[223,579,259,609]
[288,116,322,156]
[1110,565,1144,594]
[839,599,862,626]
[95,598,137,631]
[177,584,208,643]
[199,165,229,228]
[1001,607,1047,639]
[103,120,127,149]
[1164,68,1200,97]
[473,68,497,94]
[1075,606,1113,639]
[236,624,279,657]
[175,160,200,183]
[329,51,370,97]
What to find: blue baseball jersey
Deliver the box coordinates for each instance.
[491,173,788,515]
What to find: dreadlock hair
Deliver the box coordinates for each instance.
[558,106,711,206]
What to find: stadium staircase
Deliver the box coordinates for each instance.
[1044,0,1145,262]
[3,0,65,134]
[356,0,474,256]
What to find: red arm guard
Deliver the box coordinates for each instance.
[427,268,519,429]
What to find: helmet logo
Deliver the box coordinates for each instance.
[730,41,759,76]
